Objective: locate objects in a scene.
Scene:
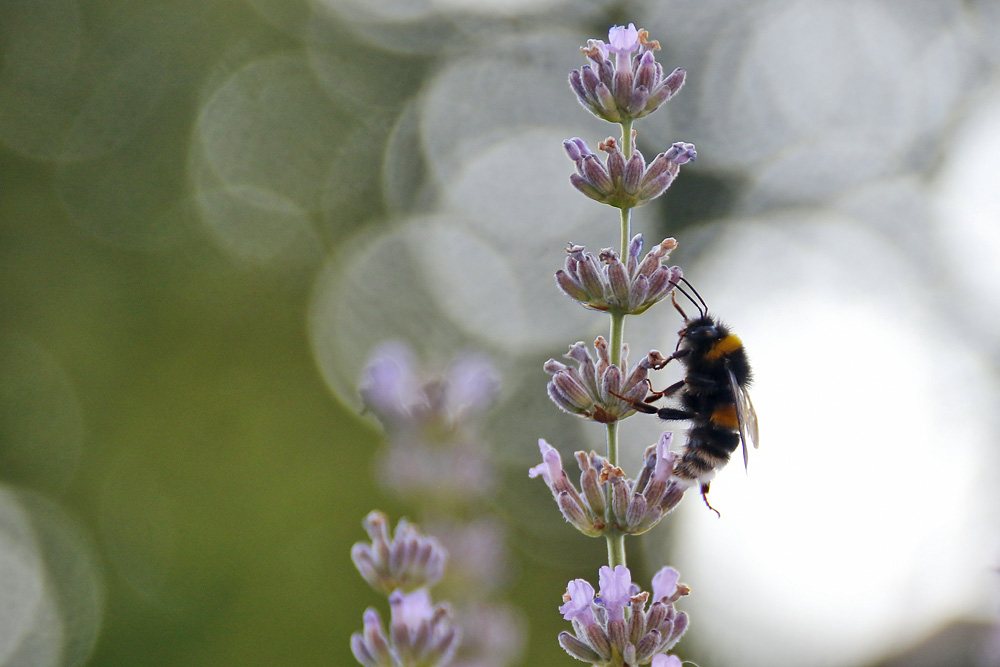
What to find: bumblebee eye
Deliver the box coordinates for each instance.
[686,325,716,339]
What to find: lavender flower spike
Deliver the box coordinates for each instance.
[352,589,459,667]
[555,235,683,315]
[569,25,686,123]
[351,510,448,594]
[564,135,695,209]
[544,336,652,423]
[557,565,690,666]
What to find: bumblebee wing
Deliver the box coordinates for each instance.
[727,367,759,470]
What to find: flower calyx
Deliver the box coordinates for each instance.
[555,234,682,315]
[564,135,696,210]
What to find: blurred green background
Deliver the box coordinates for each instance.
[0,0,595,664]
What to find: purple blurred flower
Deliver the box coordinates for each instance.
[448,603,525,667]
[351,510,448,595]
[359,342,500,501]
[427,517,511,593]
[360,342,499,429]
[557,565,690,666]
[569,25,687,123]
[352,590,461,667]
[555,234,683,315]
[564,135,696,209]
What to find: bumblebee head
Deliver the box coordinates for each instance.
[680,315,728,347]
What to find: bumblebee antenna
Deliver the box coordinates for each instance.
[679,277,709,315]
[669,280,705,318]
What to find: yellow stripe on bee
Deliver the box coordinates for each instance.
[705,334,743,360]
[711,403,740,430]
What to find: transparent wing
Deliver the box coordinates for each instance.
[727,366,759,470]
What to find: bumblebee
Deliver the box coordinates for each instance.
[628,278,759,513]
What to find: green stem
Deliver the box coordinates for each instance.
[621,118,633,156]
[604,119,635,570]
[606,527,627,568]
[609,209,630,367]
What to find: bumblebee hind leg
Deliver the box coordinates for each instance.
[700,483,721,518]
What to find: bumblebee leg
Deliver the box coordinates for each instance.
[626,400,658,415]
[671,292,689,321]
[700,483,721,518]
[644,379,686,403]
[648,348,690,370]
[655,406,694,421]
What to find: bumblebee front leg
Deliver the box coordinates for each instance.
[647,348,691,371]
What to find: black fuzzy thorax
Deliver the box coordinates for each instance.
[677,315,753,390]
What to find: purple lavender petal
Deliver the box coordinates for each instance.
[664,142,697,164]
[651,566,680,602]
[651,433,675,484]
[598,565,632,622]
[444,353,498,417]
[359,342,420,419]
[607,23,640,56]
[560,579,597,623]
[529,439,567,489]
